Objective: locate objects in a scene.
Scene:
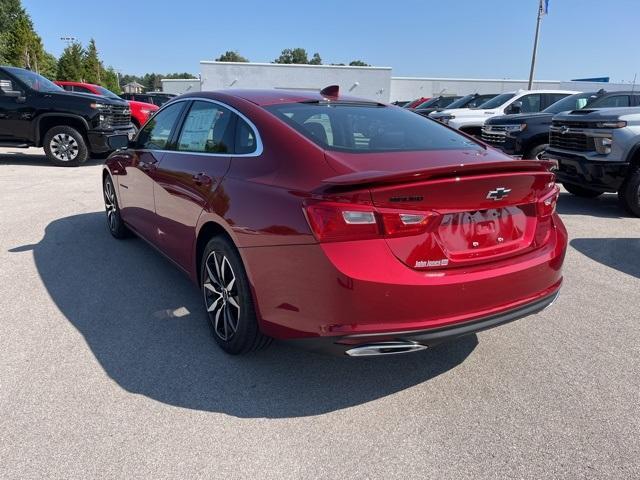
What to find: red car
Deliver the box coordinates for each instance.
[405,97,431,108]
[102,87,567,356]
[55,81,158,130]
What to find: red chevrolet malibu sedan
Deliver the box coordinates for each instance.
[102,87,567,356]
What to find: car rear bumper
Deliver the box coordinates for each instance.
[546,150,628,192]
[291,288,560,355]
[241,215,567,350]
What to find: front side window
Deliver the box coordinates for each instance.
[137,102,184,150]
[177,101,233,153]
[517,94,542,113]
[74,85,93,94]
[266,102,481,153]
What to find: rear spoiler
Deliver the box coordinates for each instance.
[322,160,555,186]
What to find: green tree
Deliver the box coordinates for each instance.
[215,50,248,62]
[163,72,197,79]
[309,53,322,65]
[84,38,101,84]
[38,51,58,80]
[274,48,310,64]
[349,60,370,66]
[1,0,56,76]
[0,0,22,63]
[57,42,85,81]
[101,67,120,93]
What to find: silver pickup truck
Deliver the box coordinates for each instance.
[545,107,640,216]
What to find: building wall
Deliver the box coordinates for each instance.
[161,79,201,95]
[199,61,393,101]
[389,77,563,102]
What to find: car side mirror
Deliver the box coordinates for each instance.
[107,134,131,151]
[508,101,523,114]
[0,79,23,98]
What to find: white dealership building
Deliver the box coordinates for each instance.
[161,61,634,102]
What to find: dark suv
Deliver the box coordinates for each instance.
[482,90,640,159]
[0,66,134,166]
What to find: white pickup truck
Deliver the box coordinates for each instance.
[430,89,579,136]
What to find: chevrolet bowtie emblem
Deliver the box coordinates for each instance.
[486,187,511,201]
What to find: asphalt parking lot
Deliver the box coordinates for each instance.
[1,147,639,479]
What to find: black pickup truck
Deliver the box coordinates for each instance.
[481,90,640,160]
[0,66,135,166]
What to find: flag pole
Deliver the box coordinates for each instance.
[527,0,543,89]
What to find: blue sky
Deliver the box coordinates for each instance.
[23,0,640,82]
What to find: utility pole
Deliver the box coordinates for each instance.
[527,0,547,89]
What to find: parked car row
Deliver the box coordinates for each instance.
[0,65,174,166]
[400,88,640,216]
[55,81,159,131]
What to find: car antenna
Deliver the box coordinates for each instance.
[631,73,637,94]
[320,85,339,97]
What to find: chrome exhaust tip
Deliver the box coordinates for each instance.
[345,341,428,357]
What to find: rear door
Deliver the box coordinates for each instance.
[118,101,186,243]
[153,100,235,270]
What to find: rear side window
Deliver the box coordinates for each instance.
[265,103,481,153]
[234,117,257,154]
[137,102,184,150]
[592,95,630,108]
[177,101,233,153]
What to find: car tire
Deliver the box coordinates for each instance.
[200,236,272,355]
[526,143,549,160]
[618,168,640,217]
[43,126,88,167]
[563,183,603,198]
[103,175,131,239]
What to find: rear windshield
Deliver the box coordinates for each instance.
[265,102,482,153]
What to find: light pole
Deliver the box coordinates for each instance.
[60,36,78,48]
[527,0,549,89]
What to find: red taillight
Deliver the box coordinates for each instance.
[537,185,560,217]
[304,201,437,242]
[379,209,437,237]
[304,203,380,242]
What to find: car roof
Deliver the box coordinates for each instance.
[181,89,376,106]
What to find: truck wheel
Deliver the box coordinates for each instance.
[43,126,88,167]
[618,168,640,217]
[563,183,603,198]
[526,143,548,160]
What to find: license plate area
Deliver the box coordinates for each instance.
[436,205,536,261]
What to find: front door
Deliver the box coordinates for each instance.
[118,101,185,243]
[153,100,235,271]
